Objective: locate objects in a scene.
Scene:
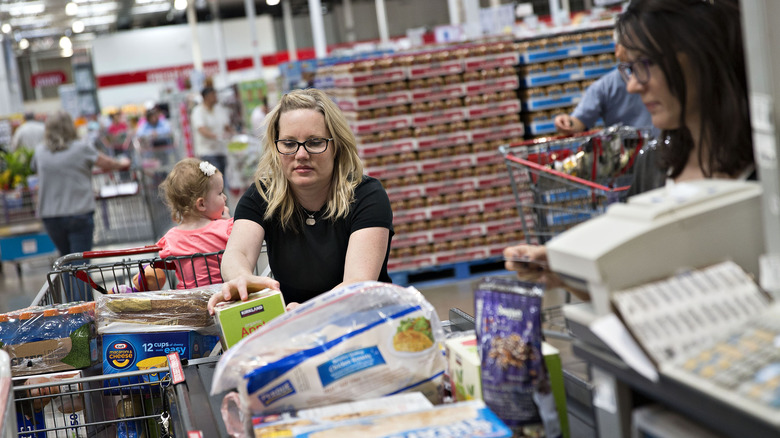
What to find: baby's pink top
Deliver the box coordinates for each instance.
[157,218,233,289]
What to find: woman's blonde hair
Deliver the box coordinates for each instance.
[254,88,363,230]
[44,110,78,152]
[159,158,220,223]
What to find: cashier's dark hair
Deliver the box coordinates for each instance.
[44,110,78,152]
[616,0,753,179]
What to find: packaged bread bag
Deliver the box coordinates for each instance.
[211,281,447,415]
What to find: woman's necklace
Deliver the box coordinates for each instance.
[302,207,317,226]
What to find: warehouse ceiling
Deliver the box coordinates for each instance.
[0,0,320,55]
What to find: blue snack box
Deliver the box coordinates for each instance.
[102,331,218,391]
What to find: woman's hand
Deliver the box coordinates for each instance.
[208,274,280,315]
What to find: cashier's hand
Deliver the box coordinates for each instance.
[504,244,590,301]
[208,275,280,315]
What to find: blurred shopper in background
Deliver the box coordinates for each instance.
[191,87,233,178]
[506,0,754,297]
[10,112,45,152]
[553,38,654,135]
[32,110,130,257]
[209,88,394,313]
[137,107,172,146]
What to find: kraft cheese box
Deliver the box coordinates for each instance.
[213,289,285,349]
[102,331,218,391]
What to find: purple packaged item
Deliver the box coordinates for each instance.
[474,276,545,432]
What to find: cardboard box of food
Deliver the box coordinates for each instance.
[102,331,218,391]
[213,289,286,349]
[445,333,482,402]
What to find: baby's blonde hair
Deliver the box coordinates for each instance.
[159,158,219,223]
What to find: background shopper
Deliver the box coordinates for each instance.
[553,40,654,135]
[209,88,394,313]
[33,110,130,257]
[191,86,233,178]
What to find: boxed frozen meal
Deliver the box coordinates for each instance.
[444,333,482,402]
[254,400,512,438]
[4,302,99,377]
[14,370,87,437]
[213,289,286,350]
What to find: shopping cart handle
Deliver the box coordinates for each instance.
[53,245,162,270]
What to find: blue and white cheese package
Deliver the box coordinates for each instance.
[211,281,446,415]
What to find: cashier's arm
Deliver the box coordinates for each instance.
[210,219,280,314]
[334,227,390,290]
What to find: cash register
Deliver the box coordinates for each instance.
[546,179,764,316]
[543,179,780,436]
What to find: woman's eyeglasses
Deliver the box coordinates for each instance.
[275,138,332,155]
[617,58,653,85]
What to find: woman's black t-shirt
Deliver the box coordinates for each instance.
[234,176,394,304]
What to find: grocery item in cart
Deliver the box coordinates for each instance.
[96,285,220,334]
[4,303,99,377]
[211,281,446,415]
[15,370,87,437]
[213,289,286,350]
[475,277,559,437]
[254,400,511,438]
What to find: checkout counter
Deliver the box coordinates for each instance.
[544,179,780,437]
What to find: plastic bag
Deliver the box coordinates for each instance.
[210,281,446,415]
[96,284,220,334]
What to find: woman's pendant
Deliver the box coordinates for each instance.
[306,215,316,226]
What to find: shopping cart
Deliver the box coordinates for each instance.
[92,167,161,247]
[31,245,270,306]
[11,354,232,438]
[501,125,653,244]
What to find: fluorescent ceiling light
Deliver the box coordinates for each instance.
[0,2,46,16]
[267,0,280,5]
[76,2,118,16]
[131,3,171,14]
[66,2,78,15]
[79,14,117,26]
[59,36,72,50]
[10,14,57,28]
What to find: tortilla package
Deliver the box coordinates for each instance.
[211,281,446,415]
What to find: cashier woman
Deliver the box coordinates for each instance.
[505,0,756,299]
[207,88,394,314]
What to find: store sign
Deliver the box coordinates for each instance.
[31,71,67,88]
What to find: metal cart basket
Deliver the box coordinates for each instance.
[502,125,654,244]
[31,245,270,307]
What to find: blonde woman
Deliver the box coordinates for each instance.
[209,89,393,312]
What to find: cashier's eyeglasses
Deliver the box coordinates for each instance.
[617,58,653,85]
[274,138,332,155]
